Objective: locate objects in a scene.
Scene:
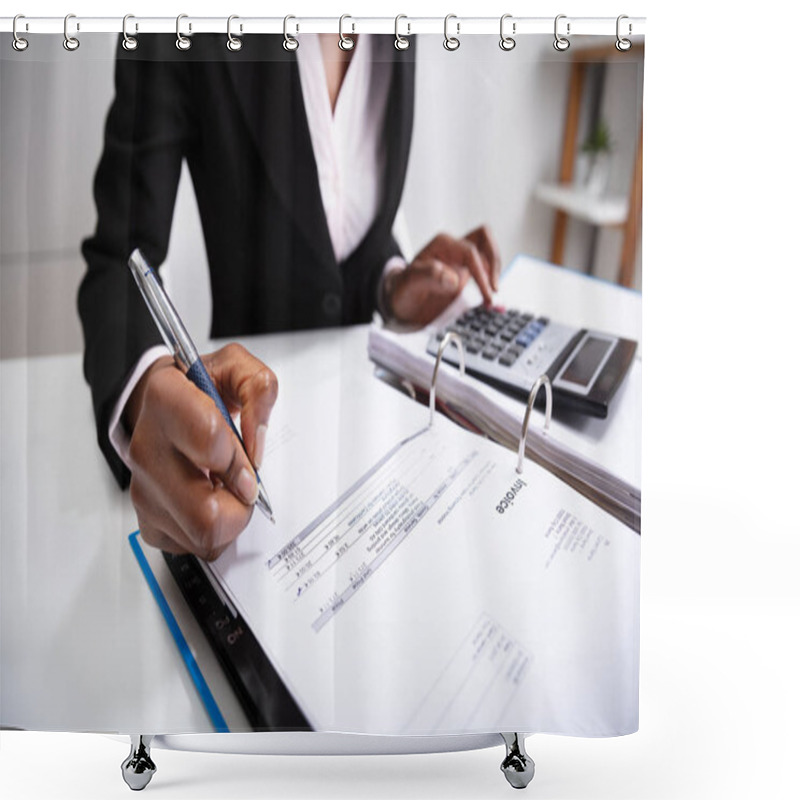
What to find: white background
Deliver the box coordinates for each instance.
[2,1,799,799]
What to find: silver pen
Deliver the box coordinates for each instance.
[128,248,275,522]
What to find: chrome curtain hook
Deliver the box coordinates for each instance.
[338,14,355,51]
[12,14,29,52]
[176,13,191,51]
[443,13,460,51]
[122,14,138,51]
[553,14,570,52]
[616,14,632,51]
[499,13,516,51]
[394,14,410,51]
[227,14,242,51]
[63,13,80,51]
[283,15,299,51]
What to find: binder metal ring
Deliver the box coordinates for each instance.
[12,15,28,52]
[338,14,355,51]
[283,15,299,51]
[499,14,516,51]
[63,13,80,51]
[443,14,460,51]
[553,14,570,52]
[429,332,465,427]
[394,14,410,51]
[616,14,632,51]
[516,375,552,474]
[227,15,242,52]
[122,15,138,51]
[175,14,192,51]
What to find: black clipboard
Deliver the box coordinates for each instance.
[162,551,311,732]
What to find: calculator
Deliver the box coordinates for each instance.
[426,305,637,418]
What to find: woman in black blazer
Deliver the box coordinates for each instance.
[79,34,499,559]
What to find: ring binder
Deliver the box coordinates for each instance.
[63,13,79,51]
[283,15,298,51]
[11,14,27,51]
[429,332,465,427]
[226,15,242,52]
[175,13,191,51]
[616,14,632,51]
[516,375,552,474]
[338,14,355,51]
[122,14,138,51]
[443,14,460,51]
[394,14,410,51]
[499,14,516,51]
[553,14,570,52]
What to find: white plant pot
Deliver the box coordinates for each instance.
[584,152,611,195]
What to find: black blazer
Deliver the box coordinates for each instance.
[78,35,416,487]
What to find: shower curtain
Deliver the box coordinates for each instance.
[0,19,643,743]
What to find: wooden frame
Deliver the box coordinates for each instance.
[549,43,644,288]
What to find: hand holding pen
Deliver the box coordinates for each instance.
[124,249,277,561]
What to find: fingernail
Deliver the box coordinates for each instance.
[236,467,258,505]
[255,424,268,468]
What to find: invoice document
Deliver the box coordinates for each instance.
[209,336,640,736]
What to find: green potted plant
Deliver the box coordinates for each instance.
[580,119,614,195]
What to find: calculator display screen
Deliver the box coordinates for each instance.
[560,337,613,387]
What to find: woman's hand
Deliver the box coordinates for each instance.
[385,225,501,326]
[124,343,278,560]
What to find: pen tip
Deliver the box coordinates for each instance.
[255,490,275,523]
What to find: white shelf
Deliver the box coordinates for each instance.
[535,183,629,227]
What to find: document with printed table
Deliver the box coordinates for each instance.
[132,325,640,737]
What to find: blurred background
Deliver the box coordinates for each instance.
[0,33,642,359]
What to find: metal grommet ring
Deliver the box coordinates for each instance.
[616,15,632,51]
[176,13,192,51]
[338,14,355,51]
[499,13,516,51]
[122,14,138,51]
[227,15,242,51]
[394,14,410,51]
[443,14,460,51]
[12,14,29,52]
[63,13,80,51]
[283,15,298,51]
[553,14,570,52]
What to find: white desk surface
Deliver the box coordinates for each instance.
[0,256,640,733]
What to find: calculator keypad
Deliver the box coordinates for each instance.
[425,302,636,417]
[436,306,550,367]
[427,304,579,395]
